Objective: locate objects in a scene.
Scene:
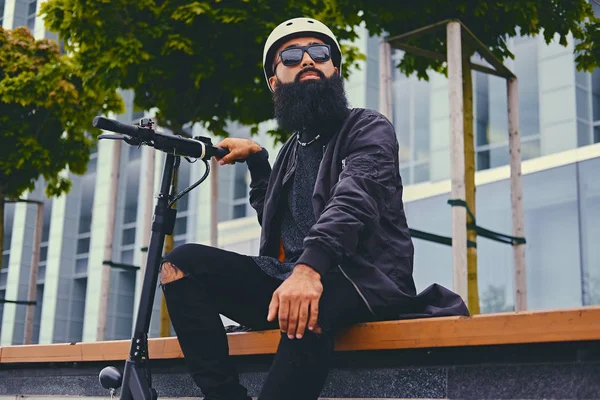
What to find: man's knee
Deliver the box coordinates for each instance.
[160,261,185,285]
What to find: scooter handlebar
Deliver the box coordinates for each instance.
[93,116,141,138]
[93,116,231,161]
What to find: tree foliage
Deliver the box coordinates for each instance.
[356,0,600,79]
[338,0,599,78]
[0,26,122,268]
[0,27,123,199]
[40,0,365,140]
[40,0,599,141]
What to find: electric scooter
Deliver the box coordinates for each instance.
[93,116,228,400]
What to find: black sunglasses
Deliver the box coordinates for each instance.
[274,44,332,73]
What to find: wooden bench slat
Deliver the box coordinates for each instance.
[2,306,599,363]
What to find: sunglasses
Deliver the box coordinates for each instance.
[274,44,332,73]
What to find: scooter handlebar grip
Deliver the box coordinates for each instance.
[93,116,140,137]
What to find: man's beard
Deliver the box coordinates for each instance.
[273,68,349,139]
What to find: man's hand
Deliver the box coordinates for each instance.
[215,138,262,165]
[267,264,323,339]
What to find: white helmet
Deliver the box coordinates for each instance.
[263,17,342,92]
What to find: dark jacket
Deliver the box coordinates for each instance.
[247,108,468,318]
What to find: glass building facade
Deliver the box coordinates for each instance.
[405,154,600,312]
[391,34,600,186]
[383,4,600,311]
[1,1,599,345]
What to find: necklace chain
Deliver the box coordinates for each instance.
[297,133,321,147]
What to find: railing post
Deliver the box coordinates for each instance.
[507,77,527,311]
[379,40,393,120]
[446,21,468,303]
[23,201,43,344]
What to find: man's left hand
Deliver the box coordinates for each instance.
[267,264,323,339]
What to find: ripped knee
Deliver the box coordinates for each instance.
[160,261,186,285]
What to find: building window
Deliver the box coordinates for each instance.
[592,69,600,144]
[1,201,15,289]
[106,146,142,340]
[391,74,432,185]
[575,48,594,147]
[75,155,97,276]
[474,36,541,172]
[33,196,53,337]
[172,158,190,244]
[0,0,6,26]
[0,289,4,331]
[578,157,600,305]
[31,283,44,343]
[218,161,251,221]
[68,277,87,342]
[57,154,98,343]
[513,39,540,138]
[26,0,36,33]
[392,80,411,165]
[475,71,490,148]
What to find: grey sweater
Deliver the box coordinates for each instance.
[252,138,324,280]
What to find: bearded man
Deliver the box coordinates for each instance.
[159,17,468,400]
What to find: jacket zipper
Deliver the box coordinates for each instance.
[337,264,374,315]
[320,142,371,313]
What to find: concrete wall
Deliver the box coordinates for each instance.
[1,340,599,399]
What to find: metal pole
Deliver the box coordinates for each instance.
[379,40,393,120]
[446,21,468,302]
[23,201,43,344]
[507,77,527,311]
[97,140,122,341]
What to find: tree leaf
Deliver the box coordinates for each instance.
[0,26,123,200]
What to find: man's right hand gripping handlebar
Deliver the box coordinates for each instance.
[215,138,263,165]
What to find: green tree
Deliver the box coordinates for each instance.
[40,0,365,139]
[0,27,123,270]
[344,0,599,314]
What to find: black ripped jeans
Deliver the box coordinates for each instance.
[161,243,375,400]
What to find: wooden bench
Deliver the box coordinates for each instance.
[2,307,600,399]
[2,306,600,363]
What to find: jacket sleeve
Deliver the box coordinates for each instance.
[296,114,400,275]
[247,148,272,226]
